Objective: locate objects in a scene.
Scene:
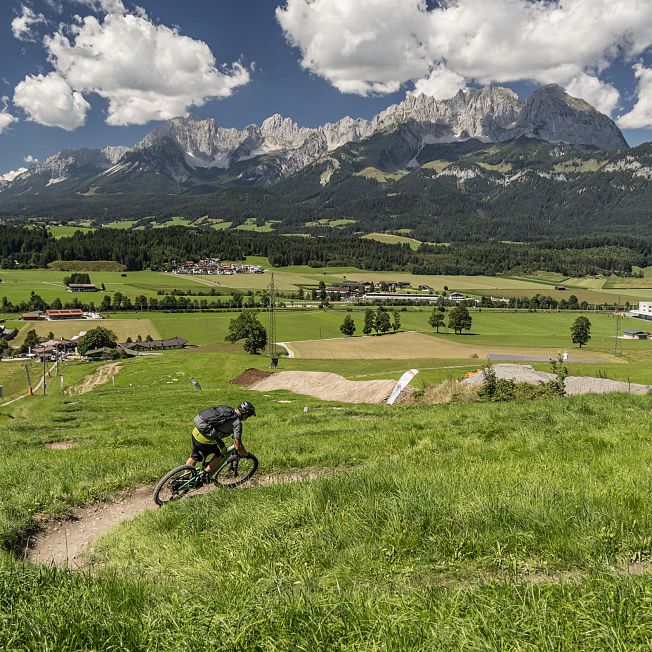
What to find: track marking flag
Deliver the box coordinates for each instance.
[386,369,419,405]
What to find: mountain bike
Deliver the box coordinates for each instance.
[153,444,259,506]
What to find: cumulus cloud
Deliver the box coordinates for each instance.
[24,154,38,163]
[70,0,126,13]
[0,97,18,133]
[276,0,652,114]
[618,65,652,129]
[13,72,90,130]
[412,65,466,100]
[11,5,47,42]
[564,73,620,116]
[12,6,250,129]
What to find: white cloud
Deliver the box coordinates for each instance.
[24,154,38,163]
[0,96,18,133]
[13,9,250,128]
[13,72,90,130]
[618,64,652,129]
[412,65,467,100]
[276,0,652,108]
[71,0,126,13]
[564,73,620,116]
[11,5,47,42]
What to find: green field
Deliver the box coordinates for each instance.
[47,225,95,238]
[235,218,279,232]
[362,232,422,250]
[103,220,137,230]
[1,345,651,649]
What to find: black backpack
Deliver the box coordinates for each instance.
[194,406,235,436]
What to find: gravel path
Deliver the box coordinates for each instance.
[462,364,651,396]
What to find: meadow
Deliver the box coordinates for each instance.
[3,261,652,304]
[1,348,651,649]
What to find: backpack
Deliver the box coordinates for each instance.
[193,406,236,437]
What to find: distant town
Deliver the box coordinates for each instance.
[172,259,265,275]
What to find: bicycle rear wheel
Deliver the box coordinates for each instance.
[153,465,199,506]
[213,454,258,488]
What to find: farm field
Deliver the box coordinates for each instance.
[285,330,619,362]
[1,348,651,649]
[0,269,219,304]
[14,318,160,344]
[361,232,423,250]
[47,225,95,238]
[3,260,652,303]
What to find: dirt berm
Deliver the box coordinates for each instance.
[248,371,396,403]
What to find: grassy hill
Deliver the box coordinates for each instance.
[0,347,651,648]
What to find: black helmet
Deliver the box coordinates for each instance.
[238,401,256,417]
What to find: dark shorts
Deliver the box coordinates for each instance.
[190,434,227,463]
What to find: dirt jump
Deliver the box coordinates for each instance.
[68,362,122,395]
[26,468,330,569]
[247,371,396,403]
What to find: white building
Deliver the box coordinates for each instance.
[631,302,652,321]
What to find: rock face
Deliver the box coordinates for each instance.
[514,85,626,150]
[0,84,629,192]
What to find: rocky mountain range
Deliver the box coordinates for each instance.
[0,84,629,197]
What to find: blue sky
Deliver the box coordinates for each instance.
[1,0,652,175]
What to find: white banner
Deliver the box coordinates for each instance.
[386,368,419,405]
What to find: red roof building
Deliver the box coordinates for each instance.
[46,309,84,320]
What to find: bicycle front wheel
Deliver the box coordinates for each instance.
[213,454,258,488]
[153,465,199,506]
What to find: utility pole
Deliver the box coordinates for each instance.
[267,273,278,367]
[23,364,33,396]
[42,352,47,396]
[614,295,623,357]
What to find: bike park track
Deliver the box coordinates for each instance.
[25,468,329,569]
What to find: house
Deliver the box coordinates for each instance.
[22,312,44,320]
[554,285,567,291]
[448,292,466,301]
[623,329,649,340]
[419,285,434,292]
[326,287,350,299]
[0,326,18,341]
[119,337,189,351]
[46,309,84,320]
[84,347,115,360]
[67,283,101,292]
[359,293,440,303]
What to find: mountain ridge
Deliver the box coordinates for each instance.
[0,84,628,196]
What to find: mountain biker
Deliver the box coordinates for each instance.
[186,401,256,484]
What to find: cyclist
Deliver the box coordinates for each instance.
[186,401,256,484]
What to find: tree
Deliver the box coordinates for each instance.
[77,327,118,355]
[571,316,591,348]
[145,334,153,342]
[392,310,401,333]
[318,281,327,301]
[447,305,472,334]
[376,310,391,334]
[340,314,356,337]
[47,331,54,340]
[225,310,268,354]
[0,338,8,355]
[363,309,375,336]
[23,329,40,350]
[429,309,445,333]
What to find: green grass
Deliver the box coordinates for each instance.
[353,167,408,182]
[0,347,651,648]
[362,232,422,250]
[235,218,279,232]
[153,216,194,228]
[103,220,137,230]
[210,220,233,230]
[47,226,95,238]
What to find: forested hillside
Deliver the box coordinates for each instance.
[1,226,650,276]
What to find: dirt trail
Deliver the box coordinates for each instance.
[26,468,330,569]
[68,362,122,395]
[249,371,396,403]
